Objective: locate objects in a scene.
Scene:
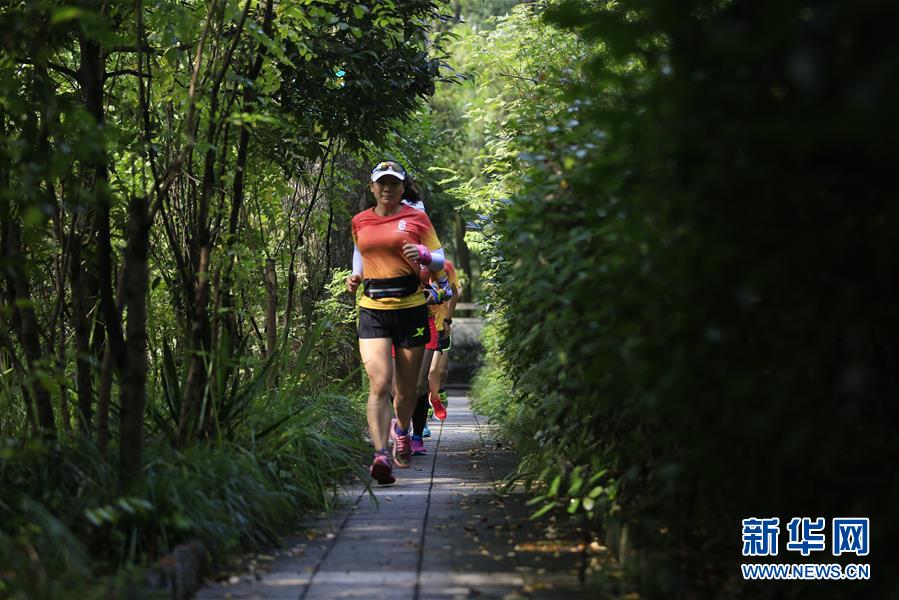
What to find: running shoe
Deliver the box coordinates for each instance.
[440,389,448,408]
[411,435,426,455]
[422,425,431,438]
[390,418,412,468]
[429,392,447,421]
[369,452,395,485]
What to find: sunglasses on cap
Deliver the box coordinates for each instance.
[371,161,407,181]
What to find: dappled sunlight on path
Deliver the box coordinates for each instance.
[197,393,613,599]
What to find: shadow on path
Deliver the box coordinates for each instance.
[198,392,613,599]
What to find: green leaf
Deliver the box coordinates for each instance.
[567,466,584,496]
[525,493,547,506]
[529,501,556,520]
[51,7,87,24]
[23,206,46,228]
[548,473,562,496]
[171,513,192,530]
[567,497,581,514]
[588,469,608,485]
[588,485,605,499]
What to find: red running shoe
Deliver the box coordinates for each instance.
[429,392,447,421]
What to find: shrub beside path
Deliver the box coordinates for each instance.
[197,392,605,599]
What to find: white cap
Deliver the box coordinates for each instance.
[401,199,425,212]
[371,161,407,182]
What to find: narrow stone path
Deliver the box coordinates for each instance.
[197,392,601,599]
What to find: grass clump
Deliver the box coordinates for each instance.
[1,387,366,599]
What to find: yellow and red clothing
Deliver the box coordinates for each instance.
[435,260,459,331]
[352,205,441,310]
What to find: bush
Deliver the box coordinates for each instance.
[1,368,366,598]
[471,0,898,597]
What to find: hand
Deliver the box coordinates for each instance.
[346,274,361,294]
[443,321,452,336]
[434,276,452,301]
[403,243,431,265]
[402,243,419,263]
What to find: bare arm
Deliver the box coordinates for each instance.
[446,281,460,319]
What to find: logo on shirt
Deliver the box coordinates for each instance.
[397,219,407,232]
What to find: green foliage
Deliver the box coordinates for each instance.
[1,216,367,595]
[0,0,451,436]
[0,385,365,597]
[377,4,572,299]
[274,0,455,153]
[467,0,898,597]
[2,0,445,591]
[0,438,111,597]
[453,0,522,28]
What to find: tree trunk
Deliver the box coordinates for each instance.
[119,195,151,482]
[177,97,217,447]
[178,243,211,446]
[265,258,278,387]
[82,21,131,453]
[264,257,277,360]
[282,258,297,344]
[96,344,113,455]
[69,227,94,435]
[221,0,277,354]
[176,0,257,445]
[58,319,71,433]
[0,134,39,436]
[1,216,56,435]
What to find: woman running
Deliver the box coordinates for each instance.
[400,200,453,455]
[346,160,445,484]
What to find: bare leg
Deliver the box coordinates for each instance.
[359,338,394,451]
[412,348,435,436]
[440,351,449,389]
[417,349,435,396]
[391,354,398,402]
[429,350,445,399]
[393,345,425,430]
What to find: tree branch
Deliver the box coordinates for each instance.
[498,71,538,84]
[109,41,196,54]
[48,61,80,81]
[16,59,79,82]
[104,68,150,81]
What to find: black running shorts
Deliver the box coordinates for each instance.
[358,305,431,348]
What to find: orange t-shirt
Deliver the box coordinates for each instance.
[435,260,459,331]
[352,205,441,310]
